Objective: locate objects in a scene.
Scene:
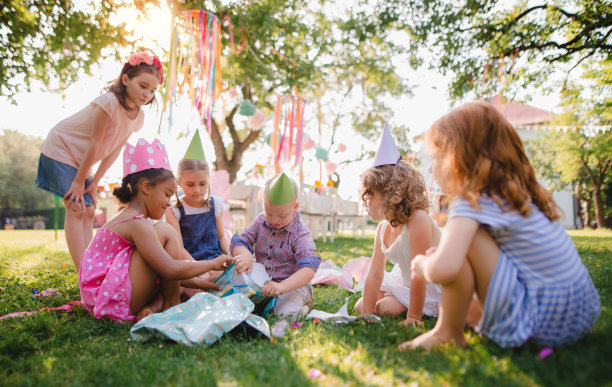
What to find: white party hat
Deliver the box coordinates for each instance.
[373,123,401,167]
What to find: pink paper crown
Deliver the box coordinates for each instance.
[123,51,164,84]
[123,138,172,177]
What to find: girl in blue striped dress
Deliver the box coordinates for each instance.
[400,101,600,350]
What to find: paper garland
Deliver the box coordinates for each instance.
[270,94,307,173]
[163,10,223,135]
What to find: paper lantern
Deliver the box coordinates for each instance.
[304,138,315,150]
[229,86,240,100]
[249,109,266,131]
[327,179,334,187]
[315,147,328,161]
[325,161,337,174]
[239,100,257,116]
[314,180,322,188]
[337,143,347,152]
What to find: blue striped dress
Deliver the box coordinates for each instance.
[449,195,600,347]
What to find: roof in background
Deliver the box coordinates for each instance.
[487,95,555,126]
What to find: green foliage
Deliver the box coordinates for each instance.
[0,130,53,209]
[0,0,129,100]
[364,0,612,100]
[0,230,611,385]
[163,0,411,180]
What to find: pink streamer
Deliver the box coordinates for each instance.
[0,300,81,320]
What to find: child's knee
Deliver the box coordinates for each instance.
[85,205,96,220]
[153,222,180,257]
[375,298,404,316]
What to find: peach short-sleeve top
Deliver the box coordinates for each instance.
[40,92,144,173]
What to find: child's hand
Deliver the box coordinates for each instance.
[234,253,253,274]
[189,274,221,291]
[212,255,233,271]
[83,181,98,207]
[64,179,87,210]
[262,280,284,297]
[411,254,427,280]
[399,316,424,328]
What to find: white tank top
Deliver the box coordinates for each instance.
[379,221,412,286]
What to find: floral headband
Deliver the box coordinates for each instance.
[122,51,164,84]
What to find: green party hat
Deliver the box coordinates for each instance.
[268,173,296,205]
[184,129,206,161]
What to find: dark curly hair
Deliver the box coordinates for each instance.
[361,160,429,227]
[113,168,175,204]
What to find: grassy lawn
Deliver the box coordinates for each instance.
[0,229,610,386]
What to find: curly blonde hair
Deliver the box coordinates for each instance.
[361,160,429,227]
[427,101,560,221]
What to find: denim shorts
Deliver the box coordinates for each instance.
[35,153,95,206]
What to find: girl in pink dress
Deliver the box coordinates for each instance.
[78,138,231,322]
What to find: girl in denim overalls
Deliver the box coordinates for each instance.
[165,132,231,285]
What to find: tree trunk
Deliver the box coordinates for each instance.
[584,194,592,229]
[593,186,605,229]
[208,105,262,184]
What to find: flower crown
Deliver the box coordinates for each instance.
[123,51,164,84]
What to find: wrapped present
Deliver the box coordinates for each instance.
[213,262,277,316]
[130,293,270,346]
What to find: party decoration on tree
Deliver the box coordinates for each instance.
[270,94,307,172]
[337,143,347,152]
[373,123,401,167]
[184,129,206,161]
[315,147,328,161]
[267,173,296,205]
[249,109,266,131]
[239,100,257,116]
[163,10,223,135]
[325,161,337,174]
[303,135,315,150]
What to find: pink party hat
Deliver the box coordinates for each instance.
[373,123,401,167]
[123,138,172,176]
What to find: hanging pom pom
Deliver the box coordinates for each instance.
[325,161,337,174]
[249,110,266,131]
[337,143,347,152]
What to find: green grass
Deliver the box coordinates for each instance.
[0,229,610,386]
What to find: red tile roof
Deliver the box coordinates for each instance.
[486,96,555,126]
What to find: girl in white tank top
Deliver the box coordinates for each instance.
[354,161,442,326]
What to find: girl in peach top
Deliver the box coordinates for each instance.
[36,51,164,268]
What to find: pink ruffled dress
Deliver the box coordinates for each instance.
[79,215,144,322]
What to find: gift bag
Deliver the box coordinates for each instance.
[130,292,270,346]
[213,262,277,316]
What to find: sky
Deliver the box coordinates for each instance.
[0,5,561,202]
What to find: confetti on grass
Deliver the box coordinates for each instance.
[539,347,553,360]
[309,369,322,379]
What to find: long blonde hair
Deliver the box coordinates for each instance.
[427,101,560,221]
[175,158,211,208]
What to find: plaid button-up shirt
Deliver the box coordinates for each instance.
[230,211,321,282]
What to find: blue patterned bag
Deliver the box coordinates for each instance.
[130,293,270,346]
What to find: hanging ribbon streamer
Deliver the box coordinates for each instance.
[271,94,307,174]
[162,10,223,136]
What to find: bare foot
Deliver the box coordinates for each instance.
[136,306,159,321]
[397,328,467,351]
[161,297,181,312]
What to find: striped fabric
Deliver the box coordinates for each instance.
[450,195,600,347]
